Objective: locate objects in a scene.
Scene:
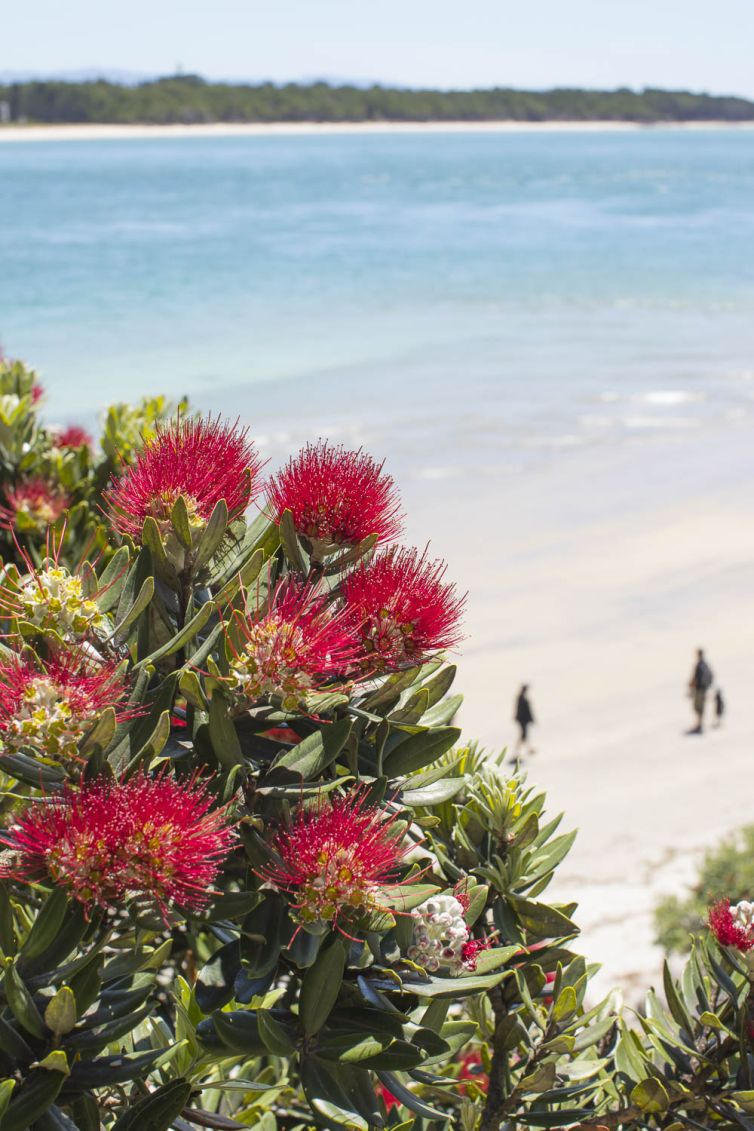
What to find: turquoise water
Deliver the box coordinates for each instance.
[2,129,754,478]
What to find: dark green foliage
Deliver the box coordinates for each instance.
[2,77,754,125]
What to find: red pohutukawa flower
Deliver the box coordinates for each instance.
[57,424,93,449]
[266,441,403,555]
[0,653,132,765]
[0,478,69,532]
[0,771,235,918]
[224,578,360,710]
[342,546,465,671]
[105,416,262,542]
[259,787,413,927]
[709,899,754,952]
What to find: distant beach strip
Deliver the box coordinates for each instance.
[4,120,754,142]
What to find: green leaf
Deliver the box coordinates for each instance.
[19,887,69,962]
[472,946,520,975]
[109,1079,193,1131]
[208,694,243,767]
[210,1010,266,1056]
[0,1066,67,1131]
[192,499,229,572]
[125,709,171,772]
[134,599,214,668]
[521,1062,557,1093]
[733,1091,754,1114]
[389,688,430,725]
[78,706,116,755]
[257,1009,297,1055]
[44,987,77,1040]
[385,966,513,998]
[302,1058,382,1129]
[509,897,579,938]
[113,575,154,637]
[0,1079,15,1119]
[170,494,193,548]
[95,545,131,612]
[418,693,463,727]
[301,939,347,1036]
[323,534,378,575]
[316,1031,393,1062]
[4,961,46,1038]
[552,984,578,1022]
[37,1050,70,1075]
[401,778,464,806]
[271,717,353,779]
[383,726,461,777]
[0,884,16,957]
[464,884,489,927]
[279,509,306,573]
[384,884,441,912]
[375,1071,449,1121]
[631,1078,670,1113]
[179,668,208,710]
[662,960,694,1033]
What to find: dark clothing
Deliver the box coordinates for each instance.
[715,690,725,719]
[692,659,713,691]
[518,720,530,743]
[515,693,534,727]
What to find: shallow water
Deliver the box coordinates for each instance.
[2,128,754,477]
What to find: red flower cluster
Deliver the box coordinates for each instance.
[57,424,93,449]
[105,416,262,541]
[0,478,69,532]
[266,441,403,553]
[0,772,234,917]
[342,546,464,670]
[260,787,412,927]
[709,899,754,952]
[460,935,492,969]
[458,1049,490,1096]
[225,579,358,709]
[0,653,132,764]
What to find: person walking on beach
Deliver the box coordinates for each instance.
[688,648,714,735]
[513,684,535,758]
[714,687,725,728]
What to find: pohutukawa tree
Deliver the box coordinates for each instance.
[0,354,750,1130]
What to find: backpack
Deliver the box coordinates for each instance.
[698,660,714,690]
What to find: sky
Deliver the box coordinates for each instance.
[7,0,754,97]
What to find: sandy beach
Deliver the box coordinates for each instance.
[2,120,754,142]
[396,417,754,1003]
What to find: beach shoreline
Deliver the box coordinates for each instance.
[3,119,754,142]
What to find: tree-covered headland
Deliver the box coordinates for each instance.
[2,75,754,124]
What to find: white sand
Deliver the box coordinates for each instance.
[2,120,754,143]
[401,421,754,1003]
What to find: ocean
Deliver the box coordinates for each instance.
[2,127,754,486]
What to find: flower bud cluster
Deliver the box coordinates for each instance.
[409,894,474,975]
[229,619,315,710]
[19,565,105,640]
[3,677,83,763]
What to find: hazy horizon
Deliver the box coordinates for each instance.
[6,0,754,99]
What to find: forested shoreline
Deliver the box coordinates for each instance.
[2,75,754,124]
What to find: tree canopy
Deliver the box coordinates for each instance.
[2,76,754,124]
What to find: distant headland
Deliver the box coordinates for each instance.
[1,75,754,126]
